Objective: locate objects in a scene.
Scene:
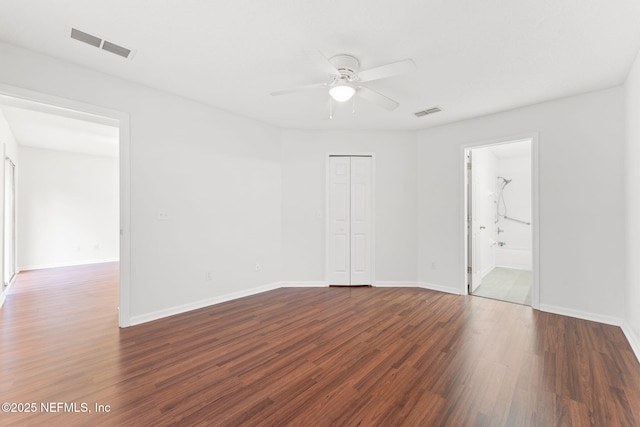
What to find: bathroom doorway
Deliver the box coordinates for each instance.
[465,138,535,306]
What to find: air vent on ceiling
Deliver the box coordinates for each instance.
[101,40,132,58]
[70,28,134,59]
[414,106,442,117]
[70,28,101,47]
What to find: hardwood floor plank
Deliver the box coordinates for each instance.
[2,263,640,426]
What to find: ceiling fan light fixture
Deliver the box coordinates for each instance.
[329,84,355,102]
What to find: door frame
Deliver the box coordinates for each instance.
[461,133,540,309]
[0,83,132,326]
[325,152,376,286]
[4,156,16,286]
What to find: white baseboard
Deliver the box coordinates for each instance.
[278,281,327,287]
[129,282,281,326]
[538,303,623,327]
[621,322,640,365]
[418,282,463,295]
[19,258,119,271]
[0,290,6,309]
[374,281,421,287]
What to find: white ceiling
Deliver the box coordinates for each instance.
[0,1,639,131]
[0,95,119,157]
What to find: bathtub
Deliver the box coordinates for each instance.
[495,246,532,270]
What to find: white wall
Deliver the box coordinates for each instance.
[0,39,633,336]
[418,87,625,322]
[281,130,418,284]
[624,47,640,356]
[0,41,283,322]
[17,146,119,269]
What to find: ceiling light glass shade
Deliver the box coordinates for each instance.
[329,84,356,102]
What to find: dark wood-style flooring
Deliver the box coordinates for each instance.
[2,263,640,426]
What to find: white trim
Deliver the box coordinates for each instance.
[19,258,119,271]
[539,303,623,327]
[118,113,131,327]
[531,134,540,309]
[1,144,5,297]
[1,265,17,308]
[461,133,540,309]
[129,282,282,326]
[325,152,376,286]
[418,281,463,295]
[621,322,640,365]
[374,281,421,287]
[278,281,327,287]
[0,83,131,327]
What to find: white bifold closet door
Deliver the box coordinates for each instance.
[328,156,372,286]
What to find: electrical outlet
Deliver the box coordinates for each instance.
[205,272,213,281]
[431,261,437,270]
[255,263,261,272]
[157,210,170,221]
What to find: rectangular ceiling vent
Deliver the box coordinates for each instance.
[70,28,101,47]
[70,28,134,59]
[101,40,132,58]
[414,106,443,117]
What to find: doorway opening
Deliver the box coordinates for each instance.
[0,86,130,326]
[464,137,537,306]
[326,154,374,286]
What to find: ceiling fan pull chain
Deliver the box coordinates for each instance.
[329,96,333,120]
[352,94,356,115]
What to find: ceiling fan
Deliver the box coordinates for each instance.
[271,51,416,112]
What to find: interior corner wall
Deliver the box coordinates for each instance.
[418,87,626,321]
[0,41,283,321]
[281,130,418,284]
[624,47,640,350]
[17,146,119,270]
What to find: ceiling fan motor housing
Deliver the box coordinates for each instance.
[329,54,359,82]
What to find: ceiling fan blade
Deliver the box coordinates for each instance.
[304,50,340,76]
[358,59,416,82]
[271,82,327,96]
[356,86,400,111]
